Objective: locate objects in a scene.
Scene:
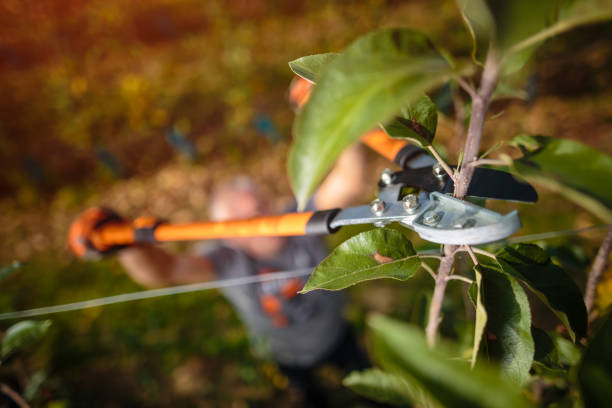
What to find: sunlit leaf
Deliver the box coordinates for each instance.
[1,320,51,360]
[456,0,612,72]
[344,368,437,407]
[578,311,612,407]
[288,53,339,83]
[509,135,612,221]
[300,228,420,293]
[289,28,457,208]
[480,264,534,385]
[496,244,588,342]
[369,314,532,408]
[455,0,496,63]
[381,93,438,146]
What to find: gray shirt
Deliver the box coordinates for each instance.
[206,235,346,367]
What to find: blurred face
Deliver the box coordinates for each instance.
[212,187,286,260]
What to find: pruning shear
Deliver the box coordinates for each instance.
[69,79,538,257]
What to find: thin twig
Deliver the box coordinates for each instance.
[0,382,30,408]
[421,262,437,280]
[466,158,509,168]
[427,145,457,183]
[584,223,612,314]
[420,254,443,260]
[446,275,474,284]
[464,245,479,265]
[454,75,478,100]
[463,247,497,260]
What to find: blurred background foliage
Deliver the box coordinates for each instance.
[0,0,610,406]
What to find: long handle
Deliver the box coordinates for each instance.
[289,77,427,169]
[90,209,340,247]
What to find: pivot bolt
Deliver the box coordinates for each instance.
[402,194,420,214]
[432,163,446,180]
[380,168,394,185]
[370,198,386,216]
[423,210,443,226]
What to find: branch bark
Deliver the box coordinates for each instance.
[584,223,612,314]
[0,382,30,408]
[425,48,501,347]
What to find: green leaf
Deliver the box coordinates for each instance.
[480,264,534,385]
[288,53,339,83]
[368,314,532,408]
[300,228,420,293]
[1,320,51,360]
[509,135,612,221]
[455,0,496,63]
[496,244,588,342]
[344,368,436,407]
[381,93,438,146]
[578,311,612,407]
[456,1,612,72]
[289,28,456,208]
[471,265,488,368]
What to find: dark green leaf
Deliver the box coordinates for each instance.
[471,265,488,368]
[496,244,588,342]
[344,368,435,407]
[368,314,532,408]
[1,320,51,360]
[300,228,420,293]
[289,28,456,208]
[578,311,612,407]
[510,135,612,221]
[288,53,339,83]
[381,93,438,146]
[480,264,534,385]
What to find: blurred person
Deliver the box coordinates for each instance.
[70,144,373,407]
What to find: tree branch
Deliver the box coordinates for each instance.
[425,48,501,347]
[0,382,30,408]
[584,223,612,314]
[426,245,456,347]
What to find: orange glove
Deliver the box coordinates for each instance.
[68,207,129,258]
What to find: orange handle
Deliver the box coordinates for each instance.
[90,212,315,246]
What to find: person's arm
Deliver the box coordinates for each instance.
[118,245,216,288]
[313,143,367,210]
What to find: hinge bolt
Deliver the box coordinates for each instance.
[423,210,443,226]
[370,198,386,216]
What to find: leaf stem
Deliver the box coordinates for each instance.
[446,275,474,284]
[427,145,457,183]
[421,262,437,280]
[454,75,477,100]
[463,245,479,265]
[584,223,612,315]
[466,158,509,168]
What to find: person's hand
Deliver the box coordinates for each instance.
[68,207,128,258]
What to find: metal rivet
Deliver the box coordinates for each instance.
[402,194,420,214]
[370,198,386,216]
[432,163,446,180]
[423,210,442,226]
[380,168,394,185]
